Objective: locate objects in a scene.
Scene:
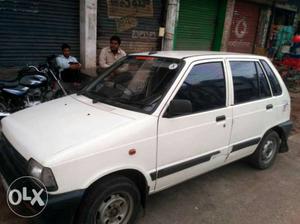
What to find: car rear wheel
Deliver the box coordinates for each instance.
[249,131,280,169]
[76,176,141,224]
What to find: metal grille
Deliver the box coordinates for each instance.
[174,0,219,50]
[0,0,80,68]
[227,0,260,53]
[0,134,28,185]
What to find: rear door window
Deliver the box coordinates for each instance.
[230,61,259,104]
[230,61,271,104]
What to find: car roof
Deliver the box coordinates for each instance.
[130,51,255,59]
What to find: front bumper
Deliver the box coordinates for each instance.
[38,190,85,224]
[0,134,85,223]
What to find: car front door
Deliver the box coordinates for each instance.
[153,59,233,191]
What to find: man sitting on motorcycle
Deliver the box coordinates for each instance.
[56,43,81,84]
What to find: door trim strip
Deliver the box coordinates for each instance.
[231,137,261,153]
[150,151,221,181]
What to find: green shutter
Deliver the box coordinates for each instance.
[212,0,227,51]
[174,0,219,50]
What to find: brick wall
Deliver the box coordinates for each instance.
[221,0,235,51]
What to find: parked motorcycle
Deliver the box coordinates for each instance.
[0,56,68,118]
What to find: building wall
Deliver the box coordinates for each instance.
[97,0,163,63]
[221,0,235,51]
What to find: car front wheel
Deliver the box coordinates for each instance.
[76,176,141,224]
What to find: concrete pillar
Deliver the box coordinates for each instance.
[221,0,235,51]
[80,0,97,69]
[163,0,179,51]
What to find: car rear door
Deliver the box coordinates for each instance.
[225,59,276,163]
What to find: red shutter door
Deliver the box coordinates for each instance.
[227,1,260,53]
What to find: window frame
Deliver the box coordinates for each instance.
[160,59,229,118]
[255,61,273,98]
[259,59,283,97]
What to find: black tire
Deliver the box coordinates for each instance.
[249,131,280,170]
[75,176,141,224]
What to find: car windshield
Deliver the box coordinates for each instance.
[83,55,183,114]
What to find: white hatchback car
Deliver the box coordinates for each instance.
[0,51,293,224]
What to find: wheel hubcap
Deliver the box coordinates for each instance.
[261,139,277,162]
[96,193,133,224]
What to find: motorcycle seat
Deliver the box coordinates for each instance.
[0,80,18,88]
[2,85,29,96]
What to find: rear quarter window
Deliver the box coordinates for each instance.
[260,60,282,96]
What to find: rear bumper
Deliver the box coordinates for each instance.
[278,120,293,137]
[278,120,293,153]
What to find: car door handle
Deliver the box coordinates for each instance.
[216,115,226,122]
[266,104,273,110]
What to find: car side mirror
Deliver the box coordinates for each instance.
[164,99,193,118]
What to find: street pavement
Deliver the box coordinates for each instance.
[0,134,300,224]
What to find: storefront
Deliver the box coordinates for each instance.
[0,0,80,67]
[266,3,297,59]
[227,0,260,53]
[226,0,299,56]
[97,0,163,57]
[173,0,226,51]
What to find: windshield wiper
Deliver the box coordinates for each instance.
[113,98,147,107]
[83,91,147,112]
[81,91,107,104]
[77,89,86,96]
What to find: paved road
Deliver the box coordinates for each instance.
[1,135,300,224]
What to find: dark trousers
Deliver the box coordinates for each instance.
[61,69,81,83]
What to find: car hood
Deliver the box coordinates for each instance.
[2,95,149,164]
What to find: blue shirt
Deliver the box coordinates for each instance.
[56,55,78,72]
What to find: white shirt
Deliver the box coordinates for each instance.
[56,55,78,72]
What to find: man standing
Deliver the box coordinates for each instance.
[56,43,81,82]
[99,36,126,69]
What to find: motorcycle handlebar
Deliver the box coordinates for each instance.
[28,65,41,72]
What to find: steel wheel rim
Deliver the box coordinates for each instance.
[95,192,133,224]
[261,138,277,163]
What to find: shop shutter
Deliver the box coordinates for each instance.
[0,0,80,68]
[97,0,162,57]
[174,0,219,50]
[227,1,260,53]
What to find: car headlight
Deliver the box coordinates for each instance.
[27,158,58,191]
